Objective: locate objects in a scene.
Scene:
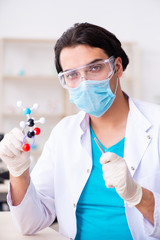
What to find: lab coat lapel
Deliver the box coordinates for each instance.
[70,112,92,205]
[124,98,152,177]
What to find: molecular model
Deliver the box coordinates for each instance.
[17,101,45,152]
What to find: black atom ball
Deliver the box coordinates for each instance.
[27,131,35,138]
[27,118,35,127]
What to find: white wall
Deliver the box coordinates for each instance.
[0,0,160,103]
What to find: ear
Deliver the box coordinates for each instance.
[115,57,123,78]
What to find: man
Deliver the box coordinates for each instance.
[0,23,160,239]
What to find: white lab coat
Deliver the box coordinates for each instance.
[8,97,160,240]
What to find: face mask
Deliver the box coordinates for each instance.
[68,76,118,117]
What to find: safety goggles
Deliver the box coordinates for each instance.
[58,56,115,89]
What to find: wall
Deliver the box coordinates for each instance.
[0,0,160,103]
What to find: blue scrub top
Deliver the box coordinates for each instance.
[75,127,133,240]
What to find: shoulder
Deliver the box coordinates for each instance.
[50,110,85,136]
[130,98,160,123]
[57,111,85,128]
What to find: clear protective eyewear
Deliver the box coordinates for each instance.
[58,56,115,89]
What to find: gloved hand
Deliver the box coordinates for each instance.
[100,152,142,207]
[0,128,31,177]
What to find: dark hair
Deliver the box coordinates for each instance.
[54,22,129,73]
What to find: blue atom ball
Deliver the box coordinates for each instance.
[23,108,31,116]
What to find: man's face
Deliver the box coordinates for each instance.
[59,44,119,92]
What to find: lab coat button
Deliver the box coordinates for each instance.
[131,166,135,171]
[147,135,151,139]
[87,169,90,173]
[73,203,76,208]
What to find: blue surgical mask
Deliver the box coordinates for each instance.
[68,77,118,117]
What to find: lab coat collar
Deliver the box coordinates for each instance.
[77,97,152,133]
[124,97,152,176]
[75,111,91,157]
[128,97,152,132]
[78,111,91,156]
[77,96,152,135]
[79,111,90,133]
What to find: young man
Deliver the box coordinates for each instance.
[0,23,160,239]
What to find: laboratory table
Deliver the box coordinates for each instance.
[0,212,69,240]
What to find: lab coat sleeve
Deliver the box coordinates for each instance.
[7,180,56,235]
[143,192,160,238]
[7,130,57,235]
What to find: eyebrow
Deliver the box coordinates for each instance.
[87,58,104,65]
[63,58,104,72]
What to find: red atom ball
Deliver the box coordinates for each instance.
[22,143,30,152]
[34,127,41,135]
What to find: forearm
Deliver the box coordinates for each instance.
[136,187,155,225]
[10,169,30,206]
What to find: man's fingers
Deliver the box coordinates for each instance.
[0,144,15,157]
[10,128,24,142]
[100,152,119,164]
